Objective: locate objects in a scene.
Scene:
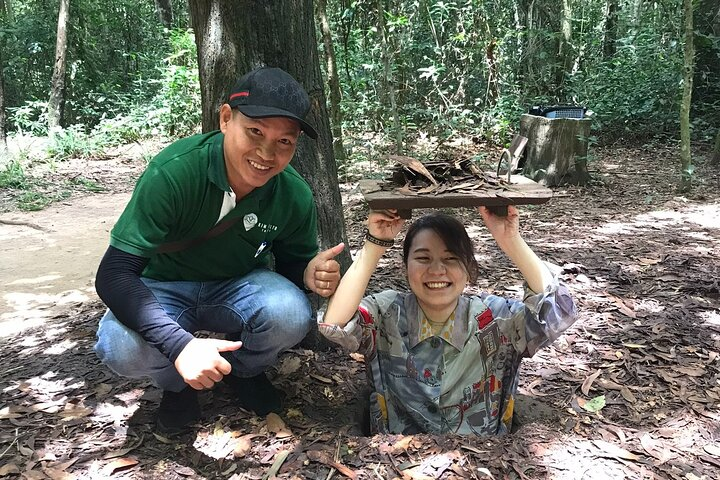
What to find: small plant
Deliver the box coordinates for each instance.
[7,100,49,136]
[0,159,27,189]
[68,176,105,192]
[47,125,101,160]
[16,191,52,211]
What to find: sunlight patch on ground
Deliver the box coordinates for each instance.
[596,202,720,239]
[700,310,720,328]
[634,299,665,315]
[0,288,93,337]
[43,339,78,355]
[0,224,46,242]
[7,274,64,286]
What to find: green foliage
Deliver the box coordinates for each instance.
[3,0,718,162]
[47,125,101,160]
[1,0,193,133]
[7,101,49,136]
[325,0,719,149]
[15,190,69,211]
[566,30,684,140]
[0,159,27,189]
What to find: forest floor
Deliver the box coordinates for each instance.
[0,138,719,480]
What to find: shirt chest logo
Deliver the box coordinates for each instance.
[243,213,258,231]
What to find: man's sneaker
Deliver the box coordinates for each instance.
[223,372,284,416]
[155,387,201,434]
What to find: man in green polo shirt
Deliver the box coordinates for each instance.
[94,67,344,433]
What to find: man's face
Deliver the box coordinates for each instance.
[220,105,301,197]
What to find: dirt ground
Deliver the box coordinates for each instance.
[0,140,719,479]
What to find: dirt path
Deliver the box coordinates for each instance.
[0,193,130,335]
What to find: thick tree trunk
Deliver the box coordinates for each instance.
[679,0,694,192]
[520,114,591,186]
[188,0,350,269]
[316,0,346,165]
[47,0,70,130]
[603,0,618,59]
[154,0,173,28]
[712,130,720,165]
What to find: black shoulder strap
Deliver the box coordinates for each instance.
[156,216,241,254]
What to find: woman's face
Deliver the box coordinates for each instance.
[405,228,468,320]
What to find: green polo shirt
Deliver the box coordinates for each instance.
[110,131,318,281]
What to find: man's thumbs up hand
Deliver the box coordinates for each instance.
[304,243,344,297]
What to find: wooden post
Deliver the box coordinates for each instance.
[519,114,592,186]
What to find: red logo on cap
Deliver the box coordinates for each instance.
[229,91,250,100]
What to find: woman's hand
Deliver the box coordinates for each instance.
[479,205,521,247]
[368,209,404,242]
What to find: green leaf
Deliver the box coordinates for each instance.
[582,395,606,413]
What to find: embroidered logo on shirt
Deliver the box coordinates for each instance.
[243,213,258,231]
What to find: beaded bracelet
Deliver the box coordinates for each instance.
[365,229,394,248]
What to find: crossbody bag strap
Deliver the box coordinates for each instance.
[156,216,241,254]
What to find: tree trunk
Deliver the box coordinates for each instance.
[629,0,642,39]
[679,0,694,192]
[603,0,618,59]
[519,114,591,186]
[712,130,720,165]
[154,0,173,28]
[0,46,6,147]
[376,0,403,154]
[47,0,70,130]
[0,0,13,22]
[188,0,350,270]
[315,0,346,166]
[556,0,573,90]
[485,39,499,106]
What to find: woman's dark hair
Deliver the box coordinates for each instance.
[402,213,479,283]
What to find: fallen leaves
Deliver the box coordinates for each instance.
[593,440,640,461]
[102,457,138,476]
[576,395,606,413]
[306,449,357,479]
[581,370,602,395]
[266,413,293,438]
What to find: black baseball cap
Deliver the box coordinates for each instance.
[228,67,318,139]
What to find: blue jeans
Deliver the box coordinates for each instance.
[94,269,312,392]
